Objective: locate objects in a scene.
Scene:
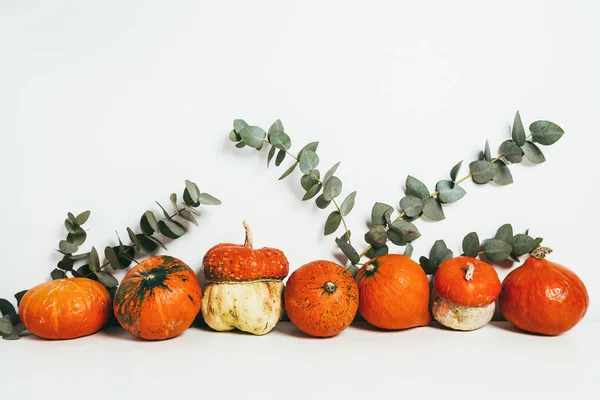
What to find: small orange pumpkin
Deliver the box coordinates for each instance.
[499,247,589,336]
[284,260,358,337]
[356,254,430,330]
[19,278,111,340]
[113,255,201,340]
[432,256,501,331]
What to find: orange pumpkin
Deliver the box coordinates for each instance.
[432,256,501,331]
[113,255,201,340]
[356,254,430,330]
[284,260,358,337]
[19,278,111,340]
[499,247,589,336]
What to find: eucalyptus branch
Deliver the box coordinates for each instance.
[350,111,564,272]
[229,119,357,243]
[418,223,544,275]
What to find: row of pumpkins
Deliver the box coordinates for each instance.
[19,222,588,340]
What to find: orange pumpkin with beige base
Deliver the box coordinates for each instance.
[19,278,111,340]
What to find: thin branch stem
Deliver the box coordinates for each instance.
[265,140,353,244]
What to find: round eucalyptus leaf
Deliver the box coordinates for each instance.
[180,209,199,226]
[75,211,91,225]
[366,244,389,259]
[239,126,266,149]
[499,140,523,163]
[199,193,222,205]
[469,160,498,184]
[522,141,546,163]
[324,211,342,236]
[267,146,276,167]
[50,268,66,280]
[183,188,200,207]
[512,234,539,256]
[493,160,514,186]
[297,141,319,159]
[494,223,514,245]
[364,225,387,247]
[268,130,291,150]
[59,240,78,254]
[388,220,421,244]
[0,299,16,317]
[141,210,159,235]
[302,183,322,200]
[482,239,512,262]
[403,243,414,258]
[185,180,200,203]
[57,255,74,271]
[145,235,167,251]
[14,290,28,306]
[301,171,320,191]
[315,194,331,209]
[0,317,14,335]
[233,119,249,133]
[95,271,119,288]
[235,141,247,149]
[64,218,77,234]
[335,237,360,265]
[323,176,342,201]
[462,232,480,258]
[268,119,284,135]
[512,111,526,146]
[436,180,467,203]
[299,150,319,174]
[530,121,564,145]
[275,149,286,166]
[405,175,429,200]
[104,246,122,270]
[67,230,87,246]
[339,191,357,216]
[419,257,438,275]
[423,197,445,221]
[89,246,100,272]
[371,202,393,225]
[399,196,424,218]
[229,129,241,142]
[159,220,186,239]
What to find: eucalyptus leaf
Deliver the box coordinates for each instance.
[399,196,423,218]
[141,210,159,235]
[75,211,91,225]
[269,130,291,150]
[297,141,319,159]
[302,183,322,200]
[59,240,78,254]
[429,240,454,266]
[104,246,121,270]
[235,142,246,148]
[301,171,320,191]
[76,265,92,277]
[324,211,342,236]
[68,252,90,261]
[482,239,512,262]
[299,150,319,174]
[185,180,201,204]
[67,230,87,246]
[159,220,185,239]
[364,225,387,247]
[484,140,492,162]
[89,246,100,272]
[405,176,430,200]
[436,180,466,203]
[530,121,564,145]
[469,160,498,184]
[493,160,514,185]
[64,219,77,234]
[419,257,438,275]
[462,232,480,258]
[233,119,249,133]
[50,268,65,280]
[199,193,222,205]
[335,237,360,265]
[229,129,241,142]
[169,194,179,215]
[366,245,389,259]
[145,235,168,251]
[67,212,78,224]
[404,243,414,258]
[127,227,141,250]
[183,188,200,207]
[267,146,276,167]
[450,160,463,182]
[513,234,539,256]
[422,197,445,221]
[2,322,25,340]
[340,191,357,216]
[95,271,119,288]
[139,235,159,253]
[512,111,526,146]
[278,162,298,180]
[275,149,286,166]
[239,126,266,149]
[495,224,514,245]
[14,290,27,306]
[180,209,199,226]
[522,141,546,163]
[323,162,340,184]
[0,299,16,317]
[371,202,393,226]
[388,220,421,244]
[57,255,74,271]
[499,140,523,163]
[0,317,13,335]
[268,119,284,135]
[322,176,342,201]
[315,194,331,209]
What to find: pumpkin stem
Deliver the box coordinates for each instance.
[242,220,253,249]
[531,246,552,260]
[323,281,337,294]
[464,263,474,281]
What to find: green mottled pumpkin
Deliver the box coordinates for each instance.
[113,256,201,340]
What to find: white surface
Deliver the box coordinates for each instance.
[1,0,599,398]
[3,322,600,400]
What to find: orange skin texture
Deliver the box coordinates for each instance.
[19,278,111,340]
[433,256,501,307]
[356,254,430,330]
[499,256,589,336]
[285,260,358,337]
[203,243,289,283]
[113,256,201,340]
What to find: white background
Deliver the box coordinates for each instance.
[1,1,599,399]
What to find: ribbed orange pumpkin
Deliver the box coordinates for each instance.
[356,254,430,330]
[19,278,111,340]
[113,256,201,340]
